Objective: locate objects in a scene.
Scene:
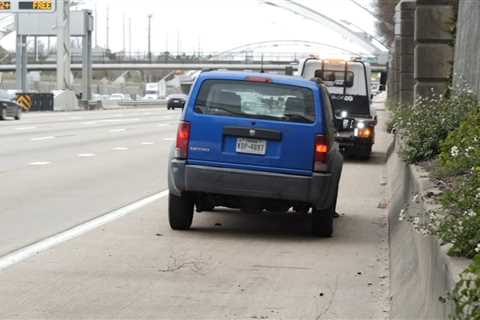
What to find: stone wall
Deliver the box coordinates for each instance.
[454,0,480,99]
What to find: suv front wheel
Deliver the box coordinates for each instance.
[169,193,194,230]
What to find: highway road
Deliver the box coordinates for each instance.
[0,108,178,256]
[0,99,393,319]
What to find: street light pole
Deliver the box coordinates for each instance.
[147,14,152,63]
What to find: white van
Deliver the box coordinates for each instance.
[298,58,377,159]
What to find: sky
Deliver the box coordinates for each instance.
[1,0,380,56]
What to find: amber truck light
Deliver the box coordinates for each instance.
[314,135,329,172]
[176,121,191,159]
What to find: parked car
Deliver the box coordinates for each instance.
[166,94,187,110]
[0,99,22,120]
[299,58,377,159]
[168,71,343,237]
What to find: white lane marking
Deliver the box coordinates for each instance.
[31,136,55,141]
[163,138,175,141]
[0,190,169,271]
[141,142,155,145]
[78,153,96,158]
[109,128,126,133]
[101,118,140,123]
[15,126,37,131]
[157,124,167,127]
[113,147,129,151]
[29,161,51,166]
[68,116,83,120]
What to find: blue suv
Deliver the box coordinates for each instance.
[168,71,343,237]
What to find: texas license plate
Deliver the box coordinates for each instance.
[236,138,267,155]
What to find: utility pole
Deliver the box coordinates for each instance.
[122,13,126,54]
[176,29,180,54]
[147,14,152,62]
[128,17,132,56]
[106,6,110,51]
[94,4,98,48]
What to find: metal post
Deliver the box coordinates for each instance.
[82,11,93,107]
[56,0,72,90]
[15,34,27,92]
[147,14,152,63]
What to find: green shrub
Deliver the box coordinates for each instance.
[440,109,480,175]
[451,255,480,320]
[432,107,480,258]
[437,169,480,258]
[392,92,478,164]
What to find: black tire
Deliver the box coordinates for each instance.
[14,109,21,121]
[0,107,6,120]
[312,187,338,237]
[168,193,194,230]
[358,145,372,160]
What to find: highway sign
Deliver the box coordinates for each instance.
[0,0,56,13]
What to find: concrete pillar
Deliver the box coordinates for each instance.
[398,0,416,106]
[387,11,402,106]
[414,0,454,100]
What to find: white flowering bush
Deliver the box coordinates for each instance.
[391,90,478,163]
[451,255,480,320]
[434,109,480,258]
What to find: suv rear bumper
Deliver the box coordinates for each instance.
[169,160,337,209]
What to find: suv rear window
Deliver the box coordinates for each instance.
[194,80,315,123]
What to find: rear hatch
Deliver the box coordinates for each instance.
[185,77,323,176]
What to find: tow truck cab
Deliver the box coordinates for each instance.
[299,58,377,159]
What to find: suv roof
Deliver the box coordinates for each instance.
[197,71,319,91]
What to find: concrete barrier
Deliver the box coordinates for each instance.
[387,138,470,319]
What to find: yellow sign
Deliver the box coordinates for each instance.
[16,94,32,111]
[0,1,11,10]
[32,0,52,10]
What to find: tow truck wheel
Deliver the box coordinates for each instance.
[169,193,194,230]
[358,145,372,160]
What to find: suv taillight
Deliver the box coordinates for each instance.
[314,135,329,172]
[175,121,191,159]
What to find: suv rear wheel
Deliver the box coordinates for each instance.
[169,193,194,230]
[311,188,338,237]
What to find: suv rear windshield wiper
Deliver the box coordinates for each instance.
[282,113,313,123]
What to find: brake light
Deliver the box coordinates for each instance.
[314,135,329,172]
[175,121,191,159]
[245,76,272,83]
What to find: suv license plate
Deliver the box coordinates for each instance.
[236,138,267,155]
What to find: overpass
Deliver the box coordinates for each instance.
[0,62,296,72]
[0,61,387,73]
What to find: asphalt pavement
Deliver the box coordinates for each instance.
[0,98,393,319]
